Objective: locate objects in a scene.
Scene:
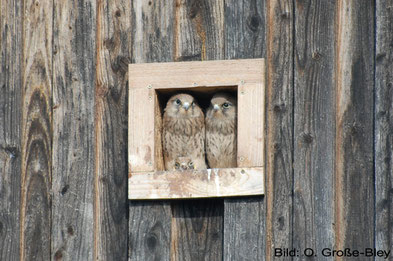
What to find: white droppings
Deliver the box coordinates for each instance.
[207,169,211,180]
[213,169,220,195]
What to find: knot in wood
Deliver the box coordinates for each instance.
[54,250,63,261]
[273,103,286,113]
[273,142,281,152]
[281,11,290,19]
[247,15,260,32]
[312,51,322,60]
[302,132,313,144]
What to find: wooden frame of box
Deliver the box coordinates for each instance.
[128,59,265,200]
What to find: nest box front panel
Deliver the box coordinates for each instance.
[128,58,265,200]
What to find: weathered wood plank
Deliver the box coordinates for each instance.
[0,0,22,260]
[20,0,52,260]
[174,0,224,61]
[95,0,131,260]
[335,0,375,251]
[51,1,96,260]
[223,1,267,260]
[375,0,393,253]
[128,1,174,260]
[224,0,266,59]
[129,202,171,261]
[132,0,174,64]
[265,0,293,259]
[293,0,336,257]
[171,199,223,261]
[171,1,224,260]
[129,168,264,199]
[128,59,265,89]
[224,198,265,260]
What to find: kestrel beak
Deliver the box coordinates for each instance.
[213,104,220,111]
[181,164,187,170]
[183,102,190,111]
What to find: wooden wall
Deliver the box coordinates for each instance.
[0,0,392,260]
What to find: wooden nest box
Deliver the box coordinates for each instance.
[128,59,265,200]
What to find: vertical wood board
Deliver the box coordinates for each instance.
[0,0,22,259]
[20,0,53,260]
[375,0,393,253]
[128,88,155,172]
[174,0,224,61]
[265,0,294,259]
[335,0,375,251]
[95,0,131,260]
[293,0,336,257]
[238,81,265,167]
[129,202,171,261]
[52,0,96,260]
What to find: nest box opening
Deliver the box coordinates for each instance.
[128,59,265,199]
[154,86,238,171]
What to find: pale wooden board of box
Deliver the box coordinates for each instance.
[128,58,265,199]
[128,168,264,199]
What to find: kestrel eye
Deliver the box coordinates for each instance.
[188,161,194,166]
[175,162,180,167]
[175,99,181,105]
[222,103,230,108]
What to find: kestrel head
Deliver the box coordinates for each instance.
[164,93,202,118]
[175,156,195,170]
[207,92,237,119]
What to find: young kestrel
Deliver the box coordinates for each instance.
[206,92,237,168]
[174,156,195,171]
[163,93,207,170]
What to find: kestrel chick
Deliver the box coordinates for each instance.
[174,156,195,171]
[206,92,237,168]
[163,93,207,170]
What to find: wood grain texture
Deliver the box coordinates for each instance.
[0,0,22,259]
[223,1,267,260]
[265,0,293,259]
[335,0,375,251]
[95,0,131,260]
[51,1,96,260]
[128,1,174,260]
[224,0,266,59]
[129,202,171,261]
[375,0,393,253]
[171,199,223,261]
[128,59,265,89]
[171,1,224,260]
[132,0,174,64]
[174,0,224,61]
[237,82,265,168]
[20,0,52,260]
[224,198,265,260]
[129,168,264,199]
[293,0,335,257]
[128,88,155,172]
